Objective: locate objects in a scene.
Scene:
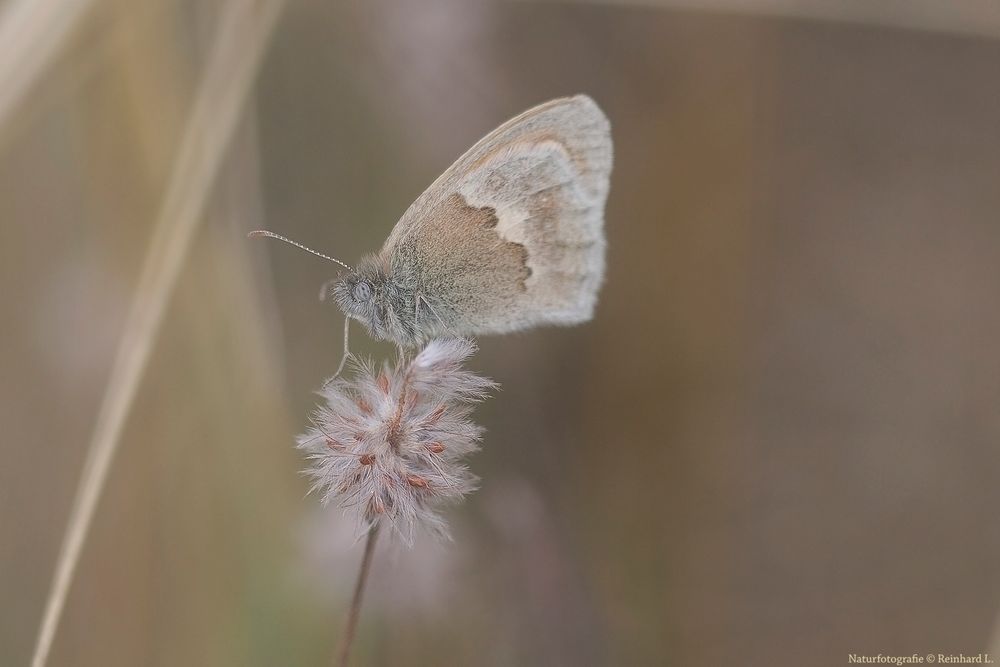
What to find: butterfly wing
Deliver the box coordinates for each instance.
[381,95,612,337]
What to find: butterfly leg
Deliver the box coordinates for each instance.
[323,317,353,388]
[416,292,459,340]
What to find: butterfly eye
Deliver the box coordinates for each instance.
[352,280,373,302]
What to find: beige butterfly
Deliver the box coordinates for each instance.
[253,94,612,353]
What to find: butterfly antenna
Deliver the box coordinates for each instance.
[248,230,353,271]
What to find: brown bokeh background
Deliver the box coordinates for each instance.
[3,1,1000,665]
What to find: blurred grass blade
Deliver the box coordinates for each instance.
[30,1,286,665]
[0,0,97,132]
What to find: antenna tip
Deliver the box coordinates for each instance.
[247,230,267,239]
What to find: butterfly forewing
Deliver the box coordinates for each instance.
[380,95,612,338]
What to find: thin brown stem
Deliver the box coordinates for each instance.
[336,523,380,667]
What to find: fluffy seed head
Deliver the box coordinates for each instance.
[297,338,495,542]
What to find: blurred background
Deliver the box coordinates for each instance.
[3,1,1000,665]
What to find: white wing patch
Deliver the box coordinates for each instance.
[459,140,579,254]
[457,138,606,324]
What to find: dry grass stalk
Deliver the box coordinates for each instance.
[29,2,286,665]
[0,0,97,133]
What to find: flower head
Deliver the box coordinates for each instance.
[297,338,495,542]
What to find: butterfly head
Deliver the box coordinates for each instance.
[329,256,415,344]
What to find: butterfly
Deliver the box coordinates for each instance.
[253,94,612,354]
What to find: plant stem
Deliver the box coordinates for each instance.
[336,523,380,667]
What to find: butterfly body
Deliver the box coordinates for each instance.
[332,94,612,347]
